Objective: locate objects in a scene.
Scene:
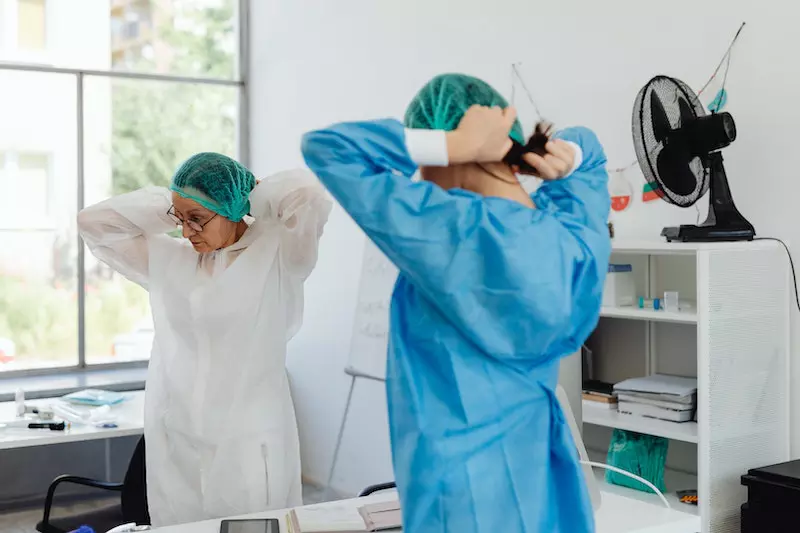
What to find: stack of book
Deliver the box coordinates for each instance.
[614,374,697,423]
[582,380,618,410]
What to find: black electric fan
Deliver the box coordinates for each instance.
[632,75,755,242]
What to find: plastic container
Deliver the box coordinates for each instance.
[603,264,635,307]
[15,389,25,417]
[62,389,126,407]
[663,291,679,312]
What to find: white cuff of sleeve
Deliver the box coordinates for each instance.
[564,141,583,177]
[405,129,449,167]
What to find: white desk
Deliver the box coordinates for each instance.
[0,390,144,450]
[150,488,700,533]
[0,392,700,532]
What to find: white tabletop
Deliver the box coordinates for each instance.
[150,488,700,533]
[0,390,144,450]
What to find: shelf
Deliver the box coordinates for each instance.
[594,471,700,517]
[600,306,697,324]
[583,400,699,443]
[611,239,780,255]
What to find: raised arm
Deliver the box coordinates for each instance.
[301,119,470,290]
[77,186,176,289]
[534,127,610,233]
[249,169,333,280]
[302,114,611,362]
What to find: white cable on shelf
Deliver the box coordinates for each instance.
[579,460,671,509]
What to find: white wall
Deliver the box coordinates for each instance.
[249,0,800,495]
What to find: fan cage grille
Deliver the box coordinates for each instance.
[632,76,711,207]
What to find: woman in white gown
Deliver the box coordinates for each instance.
[78,153,331,527]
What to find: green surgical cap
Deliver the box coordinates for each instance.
[169,152,255,222]
[404,73,525,144]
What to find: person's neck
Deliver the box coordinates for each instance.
[219,221,250,249]
[459,164,534,208]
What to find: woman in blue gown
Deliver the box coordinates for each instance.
[302,73,611,533]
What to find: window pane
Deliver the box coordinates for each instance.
[0,70,78,372]
[17,0,46,51]
[15,153,51,218]
[83,76,237,364]
[1,0,237,79]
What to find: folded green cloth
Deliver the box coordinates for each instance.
[605,428,668,493]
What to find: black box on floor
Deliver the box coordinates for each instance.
[740,460,800,532]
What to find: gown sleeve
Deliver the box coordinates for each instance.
[536,127,611,234]
[249,169,333,281]
[77,186,177,289]
[302,119,610,363]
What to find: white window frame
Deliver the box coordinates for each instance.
[0,0,249,378]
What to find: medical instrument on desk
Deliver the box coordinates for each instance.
[52,402,115,427]
[29,421,66,430]
[0,420,67,430]
[632,74,754,242]
[32,406,55,420]
[18,401,57,420]
[13,389,56,422]
[21,405,55,419]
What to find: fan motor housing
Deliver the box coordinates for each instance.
[684,112,736,155]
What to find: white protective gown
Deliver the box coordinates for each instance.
[78,169,332,527]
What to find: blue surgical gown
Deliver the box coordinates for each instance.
[302,120,611,533]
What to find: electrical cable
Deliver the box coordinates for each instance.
[753,237,800,313]
[580,460,671,509]
[511,21,747,174]
[697,22,746,97]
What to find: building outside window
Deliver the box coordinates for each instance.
[16,0,46,51]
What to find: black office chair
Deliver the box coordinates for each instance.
[358,482,396,497]
[36,436,150,533]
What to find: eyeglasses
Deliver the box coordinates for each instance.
[167,206,218,233]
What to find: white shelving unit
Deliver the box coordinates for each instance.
[583,400,698,443]
[600,306,698,324]
[584,239,790,533]
[593,469,700,516]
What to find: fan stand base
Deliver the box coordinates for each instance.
[661,224,755,243]
[661,152,755,243]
